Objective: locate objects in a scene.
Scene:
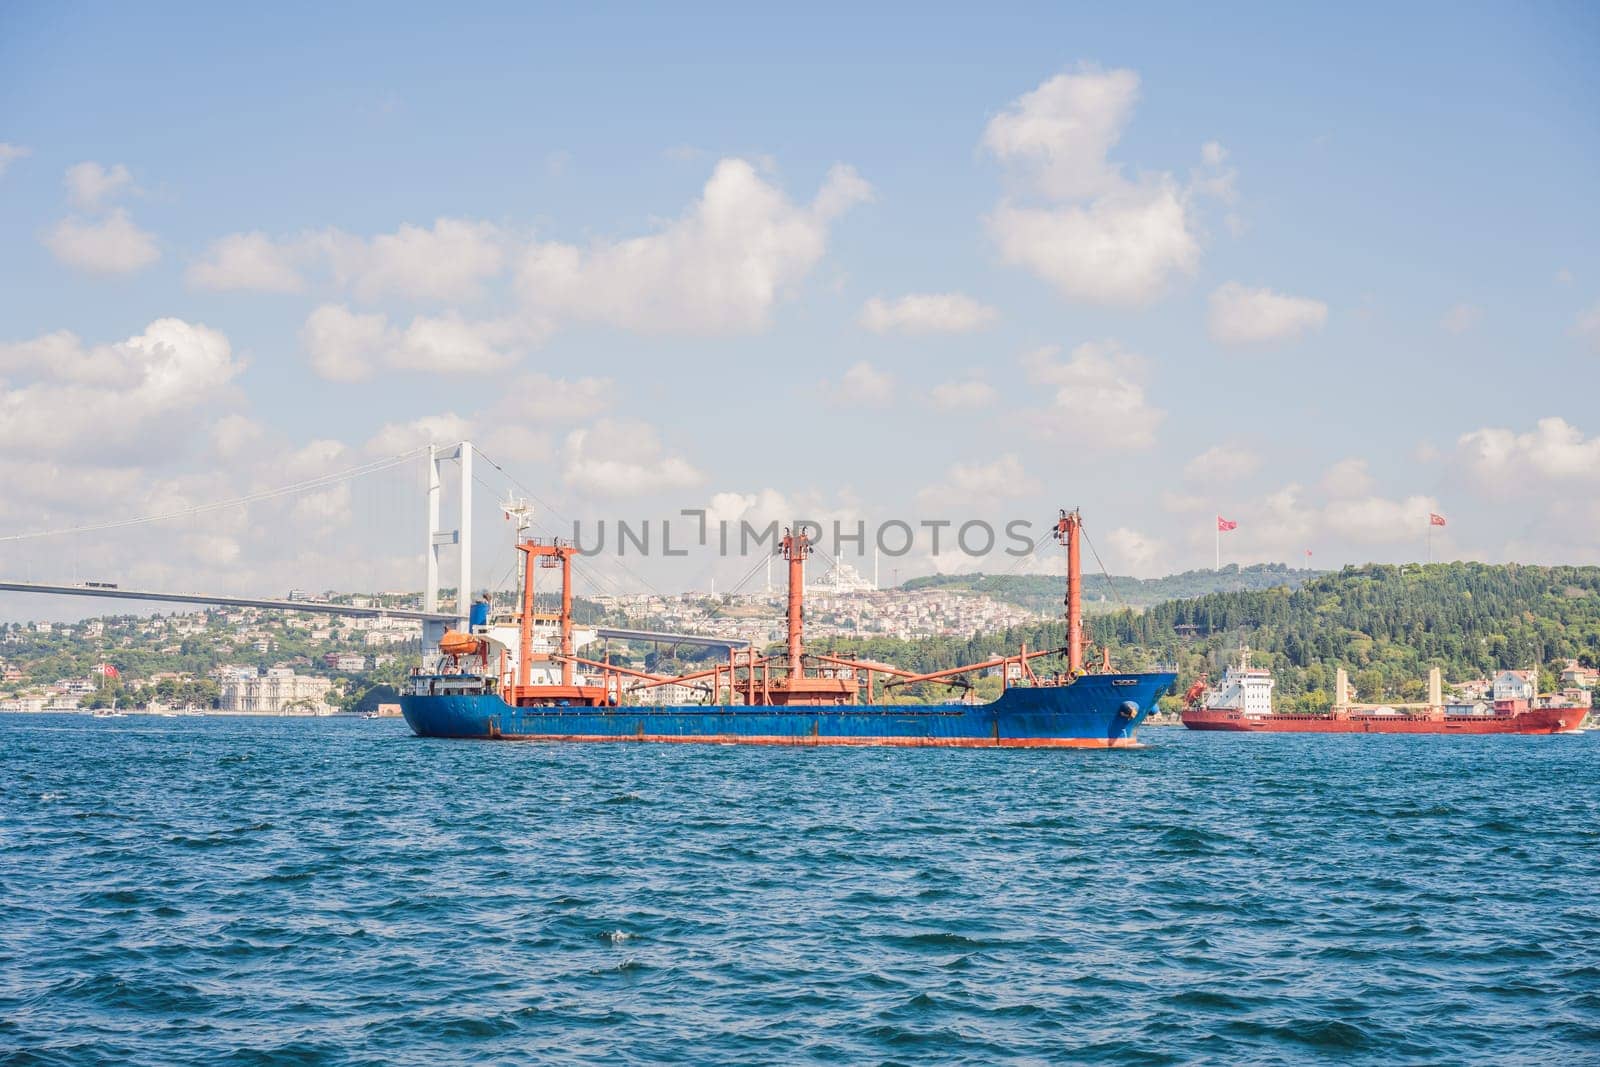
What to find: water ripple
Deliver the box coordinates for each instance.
[1,716,1597,1064]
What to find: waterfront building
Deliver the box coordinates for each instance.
[1491,670,1535,703]
[1559,660,1598,690]
[219,668,335,715]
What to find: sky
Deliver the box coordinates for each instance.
[1,3,1598,619]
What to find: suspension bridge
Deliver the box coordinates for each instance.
[0,441,747,653]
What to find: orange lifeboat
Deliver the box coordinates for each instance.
[438,630,484,657]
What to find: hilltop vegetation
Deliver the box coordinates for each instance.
[818,563,1600,710]
[1103,562,1600,710]
[902,563,1319,614]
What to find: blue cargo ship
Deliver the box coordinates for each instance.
[401,672,1171,748]
[400,509,1175,748]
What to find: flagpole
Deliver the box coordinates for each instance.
[1215,519,1221,572]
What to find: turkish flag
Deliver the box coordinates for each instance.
[1429,513,1447,527]
[1217,516,1238,532]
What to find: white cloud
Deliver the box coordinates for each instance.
[982,67,1205,306]
[187,218,504,301]
[488,371,612,421]
[1194,141,1238,201]
[292,483,354,528]
[562,419,703,497]
[1458,417,1600,487]
[210,414,266,460]
[1324,494,1441,544]
[187,532,243,567]
[359,373,611,460]
[1574,301,1600,353]
[917,454,1040,509]
[988,183,1199,306]
[479,424,553,466]
[364,413,474,456]
[827,361,895,407]
[928,376,998,411]
[189,158,869,342]
[0,143,31,178]
[1197,480,1452,563]
[1440,303,1482,335]
[1021,341,1163,448]
[517,158,871,333]
[981,66,1138,199]
[64,162,133,210]
[302,304,389,382]
[1207,282,1328,346]
[326,218,505,303]
[187,232,306,292]
[1223,483,1315,559]
[43,209,159,274]
[300,304,535,381]
[388,312,527,374]
[812,164,874,219]
[0,319,242,464]
[1105,527,1168,577]
[859,292,997,335]
[1184,444,1260,483]
[1320,458,1374,498]
[703,488,795,531]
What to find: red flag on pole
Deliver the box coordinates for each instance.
[1217,516,1238,532]
[1429,513,1447,527]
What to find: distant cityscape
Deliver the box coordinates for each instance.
[0,600,421,715]
[0,566,1053,715]
[7,561,1593,717]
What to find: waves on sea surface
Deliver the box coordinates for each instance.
[2,716,1598,1065]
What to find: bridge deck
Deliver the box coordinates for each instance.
[0,581,747,649]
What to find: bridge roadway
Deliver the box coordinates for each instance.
[0,580,749,650]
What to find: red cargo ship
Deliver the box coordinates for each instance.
[1181,652,1588,735]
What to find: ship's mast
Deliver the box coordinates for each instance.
[515,537,578,691]
[502,494,532,615]
[517,541,535,692]
[781,525,810,673]
[1055,509,1084,676]
[558,548,574,685]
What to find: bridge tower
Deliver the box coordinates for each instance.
[424,441,474,646]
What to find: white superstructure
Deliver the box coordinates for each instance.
[1202,647,1276,716]
[478,615,601,686]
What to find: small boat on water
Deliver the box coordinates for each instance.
[91,700,125,719]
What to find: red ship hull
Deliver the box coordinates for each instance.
[1181,705,1586,734]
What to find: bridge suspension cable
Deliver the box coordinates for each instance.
[0,448,428,545]
[470,444,671,601]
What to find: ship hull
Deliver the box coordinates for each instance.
[1181,706,1584,734]
[401,673,1175,748]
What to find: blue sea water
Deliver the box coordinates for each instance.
[2,715,1598,1065]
